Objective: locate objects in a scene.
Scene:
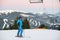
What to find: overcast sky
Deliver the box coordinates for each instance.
[0,0,60,14]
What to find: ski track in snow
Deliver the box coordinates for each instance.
[0,29,60,40]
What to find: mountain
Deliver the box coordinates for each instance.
[0,10,60,30]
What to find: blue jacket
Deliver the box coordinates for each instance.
[17,19,23,29]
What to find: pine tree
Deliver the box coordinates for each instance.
[10,17,30,29]
[22,18,30,29]
[10,17,18,29]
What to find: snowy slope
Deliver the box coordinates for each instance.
[0,29,60,40]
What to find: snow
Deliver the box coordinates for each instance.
[0,29,60,40]
[0,10,30,14]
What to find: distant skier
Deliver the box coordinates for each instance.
[16,16,23,37]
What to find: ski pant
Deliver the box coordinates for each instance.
[17,26,23,36]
